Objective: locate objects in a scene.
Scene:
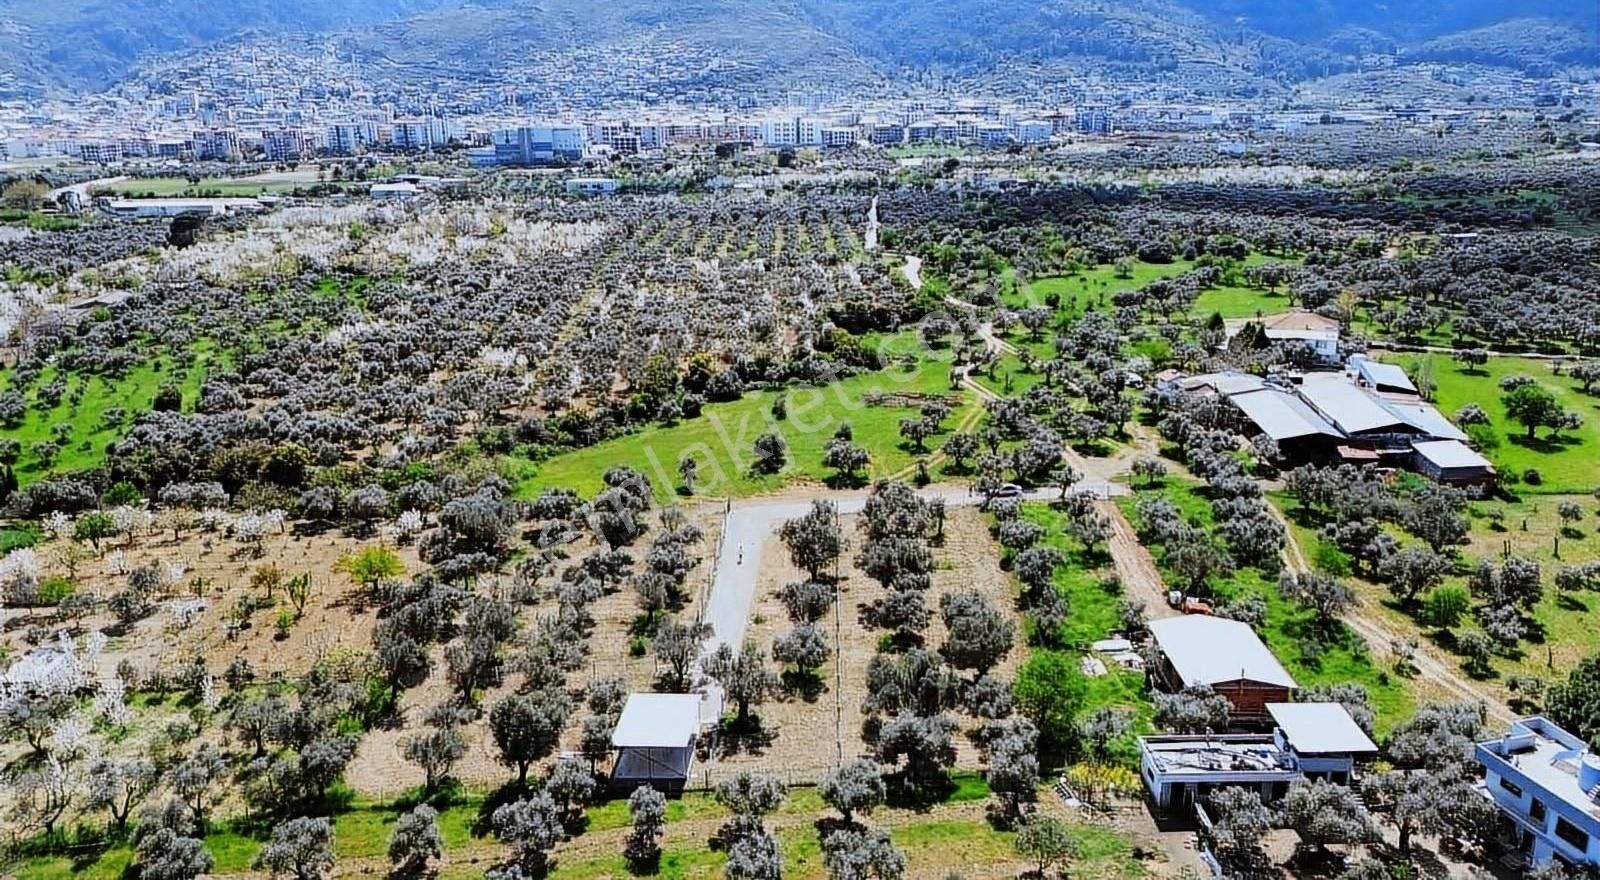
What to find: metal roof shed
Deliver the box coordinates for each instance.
[611,694,703,793]
[1148,617,1297,689]
[1412,439,1492,471]
[1298,378,1409,435]
[1352,358,1418,394]
[1228,388,1344,441]
[1268,703,1378,756]
[1385,401,1468,441]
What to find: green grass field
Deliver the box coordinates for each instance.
[1015,503,1154,762]
[0,344,216,487]
[97,177,311,198]
[1123,479,1413,733]
[1004,253,1291,321]
[14,772,1148,880]
[516,353,976,501]
[1384,354,1599,494]
[1285,487,1600,696]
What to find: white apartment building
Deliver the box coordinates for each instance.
[391,119,432,151]
[79,142,124,164]
[1014,120,1053,144]
[260,128,308,162]
[326,123,376,156]
[191,129,240,161]
[759,117,798,147]
[821,127,857,148]
[796,117,824,146]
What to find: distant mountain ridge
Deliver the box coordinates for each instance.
[0,0,1593,96]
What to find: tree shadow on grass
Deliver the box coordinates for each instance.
[823,472,870,491]
[472,780,527,838]
[1558,592,1590,612]
[883,771,955,812]
[1506,433,1583,454]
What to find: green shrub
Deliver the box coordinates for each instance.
[1466,423,1500,450]
[37,577,75,605]
[1424,585,1471,629]
[104,481,143,507]
[1311,540,1352,576]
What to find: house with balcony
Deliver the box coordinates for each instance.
[1475,716,1600,871]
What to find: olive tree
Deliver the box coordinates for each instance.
[818,759,886,825]
[256,816,335,880]
[388,805,442,878]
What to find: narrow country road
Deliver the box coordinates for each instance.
[902,253,923,291]
[48,175,127,205]
[694,480,1128,719]
[865,195,880,252]
[1103,500,1178,620]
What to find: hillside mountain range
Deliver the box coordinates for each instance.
[0,0,1593,96]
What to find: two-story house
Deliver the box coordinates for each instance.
[1476,716,1600,871]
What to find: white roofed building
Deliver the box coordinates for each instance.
[1139,702,1378,816]
[610,693,704,793]
[1413,439,1496,486]
[1224,311,1342,365]
[1267,702,1378,784]
[1148,617,1296,725]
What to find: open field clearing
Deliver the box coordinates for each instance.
[1382,353,1600,494]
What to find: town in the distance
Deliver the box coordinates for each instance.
[1,3,1599,880]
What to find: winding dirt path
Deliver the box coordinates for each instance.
[1267,502,1514,725]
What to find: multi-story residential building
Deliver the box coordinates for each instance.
[1476,716,1600,871]
[975,124,1012,146]
[666,122,706,143]
[907,121,939,143]
[487,124,586,165]
[637,124,668,150]
[1013,120,1053,144]
[190,129,240,161]
[821,127,856,148]
[79,142,123,164]
[758,117,798,147]
[260,128,308,162]
[391,119,433,151]
[868,123,905,145]
[326,123,375,156]
[1075,104,1112,135]
[796,118,824,147]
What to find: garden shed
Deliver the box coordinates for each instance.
[609,693,703,794]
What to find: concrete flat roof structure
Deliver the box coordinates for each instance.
[1267,703,1378,756]
[1142,734,1297,776]
[1149,616,1297,689]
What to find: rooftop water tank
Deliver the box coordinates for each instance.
[1579,753,1600,796]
